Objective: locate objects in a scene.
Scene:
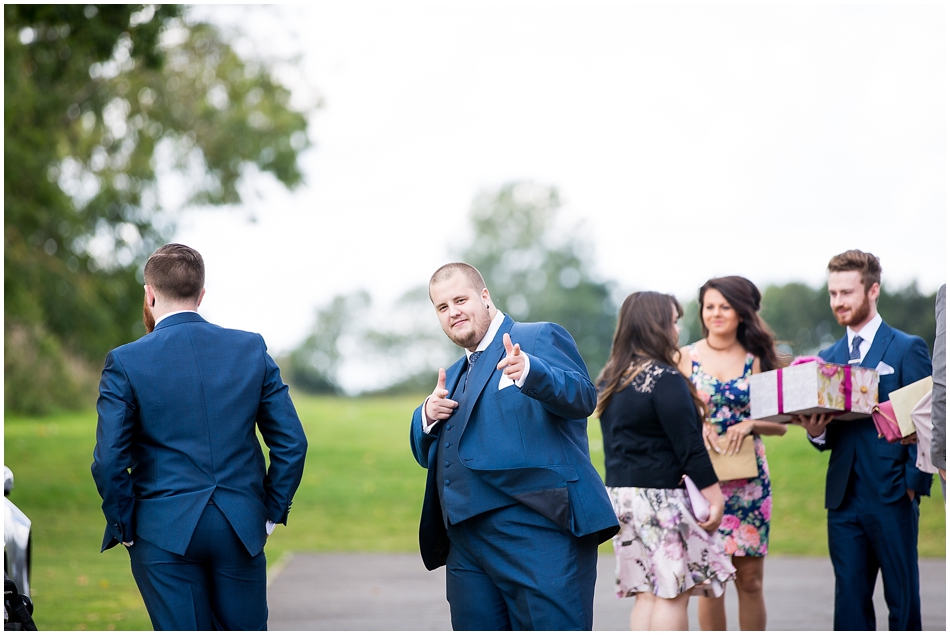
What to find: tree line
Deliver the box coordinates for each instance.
[4,7,938,412]
[283,182,940,397]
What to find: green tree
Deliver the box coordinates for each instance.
[4,5,313,412]
[284,291,370,395]
[287,182,617,395]
[461,182,616,379]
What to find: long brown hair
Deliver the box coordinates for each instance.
[699,276,783,371]
[595,291,707,418]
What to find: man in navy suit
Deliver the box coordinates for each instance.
[92,244,308,630]
[797,249,932,631]
[410,262,618,630]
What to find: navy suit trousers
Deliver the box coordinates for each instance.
[828,491,921,631]
[444,504,599,631]
[129,502,267,630]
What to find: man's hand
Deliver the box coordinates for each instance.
[900,432,918,446]
[496,333,526,381]
[793,412,834,437]
[424,368,458,422]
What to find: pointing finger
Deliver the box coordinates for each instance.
[436,368,446,392]
[503,332,514,355]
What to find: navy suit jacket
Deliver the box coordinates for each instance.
[92,312,308,557]
[813,321,932,509]
[410,316,619,570]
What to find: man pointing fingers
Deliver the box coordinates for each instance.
[496,332,528,382]
[425,367,458,422]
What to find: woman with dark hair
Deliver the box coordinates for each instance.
[597,291,735,631]
[677,276,787,631]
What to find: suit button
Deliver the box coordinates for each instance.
[445,480,451,486]
[444,461,451,467]
[444,442,451,448]
[446,424,452,430]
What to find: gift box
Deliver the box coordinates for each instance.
[749,361,878,423]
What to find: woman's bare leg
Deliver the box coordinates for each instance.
[697,590,727,630]
[630,592,654,630]
[733,555,766,631]
[649,590,691,631]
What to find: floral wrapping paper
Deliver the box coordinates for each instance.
[749,361,879,423]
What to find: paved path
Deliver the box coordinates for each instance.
[267,553,945,630]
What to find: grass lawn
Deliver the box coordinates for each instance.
[4,394,945,629]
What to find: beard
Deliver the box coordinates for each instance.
[445,307,492,350]
[835,291,872,327]
[143,296,156,334]
[448,329,482,350]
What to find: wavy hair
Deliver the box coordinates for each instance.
[595,291,706,418]
[699,276,783,371]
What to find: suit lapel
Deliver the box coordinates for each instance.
[443,359,465,400]
[826,337,849,365]
[860,321,893,370]
[452,317,514,430]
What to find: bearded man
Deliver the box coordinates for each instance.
[795,249,932,631]
[92,243,308,629]
[409,262,618,630]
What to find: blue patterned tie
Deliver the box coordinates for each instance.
[849,335,864,362]
[464,350,482,391]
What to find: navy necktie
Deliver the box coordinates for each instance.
[849,335,864,362]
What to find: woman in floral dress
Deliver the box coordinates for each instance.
[678,276,787,631]
[598,291,735,630]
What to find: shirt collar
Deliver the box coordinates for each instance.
[465,311,506,361]
[154,309,199,327]
[847,311,882,347]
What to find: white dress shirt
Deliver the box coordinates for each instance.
[810,312,883,444]
[846,312,883,365]
[422,312,531,433]
[153,309,198,326]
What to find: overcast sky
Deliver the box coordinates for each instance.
[172,1,947,367]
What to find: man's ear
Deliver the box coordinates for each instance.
[196,288,206,308]
[868,282,881,303]
[144,284,157,308]
[481,287,491,307]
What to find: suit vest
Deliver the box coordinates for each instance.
[435,360,515,526]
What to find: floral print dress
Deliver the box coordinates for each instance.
[688,345,772,557]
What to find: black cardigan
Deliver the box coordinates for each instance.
[598,361,718,490]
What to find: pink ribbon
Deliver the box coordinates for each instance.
[842,366,852,412]
[777,367,784,413]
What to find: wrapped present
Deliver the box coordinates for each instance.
[749,360,878,423]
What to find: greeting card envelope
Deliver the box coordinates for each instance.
[887,376,933,438]
[749,361,878,423]
[708,435,757,481]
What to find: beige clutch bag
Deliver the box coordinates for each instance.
[708,435,758,481]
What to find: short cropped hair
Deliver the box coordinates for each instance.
[144,243,205,301]
[428,263,486,301]
[827,249,882,292]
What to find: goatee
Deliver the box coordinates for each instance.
[143,296,155,334]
